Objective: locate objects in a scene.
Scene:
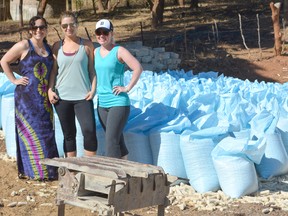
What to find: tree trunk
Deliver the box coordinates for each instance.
[37,0,48,17]
[2,0,12,20]
[125,0,131,8]
[71,0,77,11]
[104,0,109,8]
[146,0,153,10]
[178,0,184,7]
[284,0,288,27]
[190,0,199,8]
[92,0,97,15]
[270,2,282,56]
[97,0,105,12]
[66,0,70,11]
[107,0,120,12]
[19,0,23,27]
[107,0,111,11]
[151,0,165,29]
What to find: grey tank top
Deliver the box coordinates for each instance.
[55,38,91,100]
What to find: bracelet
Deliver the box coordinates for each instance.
[125,87,129,93]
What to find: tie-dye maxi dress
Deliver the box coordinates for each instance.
[15,40,59,180]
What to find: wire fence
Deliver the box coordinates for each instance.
[159,14,274,49]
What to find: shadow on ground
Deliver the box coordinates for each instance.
[0,0,283,83]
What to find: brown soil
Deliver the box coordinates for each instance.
[1,1,288,215]
[1,2,288,84]
[1,153,288,216]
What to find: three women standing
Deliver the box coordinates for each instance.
[1,13,141,181]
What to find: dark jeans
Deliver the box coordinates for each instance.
[97,106,130,158]
[54,99,97,153]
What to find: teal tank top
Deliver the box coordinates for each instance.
[94,45,130,108]
[55,38,92,100]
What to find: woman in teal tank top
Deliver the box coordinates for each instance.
[94,19,143,159]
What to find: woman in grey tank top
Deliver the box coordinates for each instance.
[48,11,98,157]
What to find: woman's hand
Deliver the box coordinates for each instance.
[85,91,94,100]
[14,76,29,86]
[48,89,59,104]
[113,86,129,95]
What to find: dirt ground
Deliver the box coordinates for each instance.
[1,1,288,84]
[1,151,288,216]
[1,1,288,215]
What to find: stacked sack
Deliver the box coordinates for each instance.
[1,70,288,198]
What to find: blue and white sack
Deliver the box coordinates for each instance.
[255,130,288,179]
[180,130,220,193]
[212,135,266,198]
[124,132,153,164]
[149,131,186,178]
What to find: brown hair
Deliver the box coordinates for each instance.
[29,15,48,30]
[28,16,48,43]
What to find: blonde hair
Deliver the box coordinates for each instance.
[59,11,78,24]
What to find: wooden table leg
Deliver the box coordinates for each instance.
[158,205,165,216]
[57,200,65,216]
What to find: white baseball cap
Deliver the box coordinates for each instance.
[95,19,113,31]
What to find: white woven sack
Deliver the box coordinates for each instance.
[255,131,288,179]
[149,132,187,178]
[124,132,153,164]
[213,155,258,198]
[180,136,220,192]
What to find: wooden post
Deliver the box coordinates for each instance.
[66,0,69,11]
[190,0,199,8]
[19,0,23,27]
[92,0,97,15]
[71,0,77,11]
[57,200,65,216]
[140,22,144,46]
[284,0,288,27]
[84,27,91,41]
[157,205,165,216]
[151,0,164,29]
[270,2,282,56]
[178,0,184,7]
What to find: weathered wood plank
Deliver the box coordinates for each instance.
[42,155,175,216]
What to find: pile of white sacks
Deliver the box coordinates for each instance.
[122,41,181,71]
[94,41,182,72]
[1,70,288,199]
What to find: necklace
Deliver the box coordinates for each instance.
[36,45,46,55]
[33,42,47,56]
[39,47,45,54]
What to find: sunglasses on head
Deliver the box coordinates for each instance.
[31,25,47,31]
[95,29,110,36]
[61,23,77,29]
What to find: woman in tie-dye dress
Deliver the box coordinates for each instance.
[0,16,59,180]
